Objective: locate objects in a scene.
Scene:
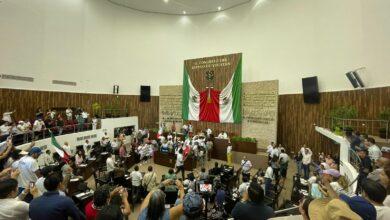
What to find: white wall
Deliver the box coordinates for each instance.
[315,126,359,192]
[0,0,389,95]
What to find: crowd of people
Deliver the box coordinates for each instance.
[1,108,98,144]
[288,134,390,220]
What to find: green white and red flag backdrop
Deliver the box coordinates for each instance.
[182,57,242,123]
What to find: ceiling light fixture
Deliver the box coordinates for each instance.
[163,0,169,3]
[217,6,222,11]
[183,11,186,14]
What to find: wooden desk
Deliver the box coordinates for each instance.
[232,141,257,154]
[154,151,197,171]
[78,159,96,180]
[212,138,229,161]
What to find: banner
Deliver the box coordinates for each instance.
[182,53,242,123]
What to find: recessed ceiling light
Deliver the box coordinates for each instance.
[183,11,186,14]
[163,0,169,3]
[217,6,222,11]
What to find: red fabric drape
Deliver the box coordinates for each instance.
[200,89,220,123]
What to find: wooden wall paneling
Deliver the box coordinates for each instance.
[0,89,159,130]
[277,86,390,156]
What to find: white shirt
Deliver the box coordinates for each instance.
[62,144,72,156]
[0,125,10,135]
[238,182,250,196]
[266,145,274,155]
[33,120,44,131]
[111,141,118,149]
[83,143,90,153]
[37,153,52,168]
[265,166,274,179]
[301,148,312,165]
[189,125,193,132]
[36,177,47,194]
[227,146,232,154]
[130,171,143,187]
[0,198,29,220]
[2,111,13,123]
[17,155,39,188]
[270,148,279,158]
[206,128,212,136]
[375,205,390,220]
[368,145,382,161]
[241,159,252,173]
[106,156,115,172]
[176,153,184,167]
[279,153,289,164]
[81,111,89,119]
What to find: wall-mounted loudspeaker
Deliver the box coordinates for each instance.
[302,76,320,104]
[346,71,365,88]
[140,86,151,102]
[113,85,119,94]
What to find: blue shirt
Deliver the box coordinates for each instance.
[29,191,84,220]
[138,208,170,220]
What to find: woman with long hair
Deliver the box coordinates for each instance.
[138,179,184,220]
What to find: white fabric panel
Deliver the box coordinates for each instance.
[219,72,234,123]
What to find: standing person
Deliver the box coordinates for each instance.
[366,138,382,162]
[267,142,275,160]
[130,165,142,206]
[17,147,41,194]
[29,173,84,220]
[106,152,116,181]
[356,148,373,194]
[360,179,390,220]
[232,181,274,220]
[119,143,127,160]
[76,114,84,132]
[241,156,253,179]
[294,150,303,176]
[65,107,72,120]
[142,166,157,196]
[92,116,98,130]
[0,178,40,220]
[2,109,15,123]
[227,144,233,166]
[175,148,185,180]
[279,149,289,185]
[301,146,312,180]
[56,114,64,135]
[264,162,273,196]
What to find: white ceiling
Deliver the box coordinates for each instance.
[108,0,252,15]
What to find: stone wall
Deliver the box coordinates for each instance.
[242,80,279,150]
[159,86,183,131]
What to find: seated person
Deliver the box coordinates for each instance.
[209,162,222,176]
[232,181,274,220]
[75,150,85,167]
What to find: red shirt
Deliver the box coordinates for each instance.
[85,200,99,220]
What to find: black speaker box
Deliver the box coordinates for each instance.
[140,86,150,102]
[302,76,320,104]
